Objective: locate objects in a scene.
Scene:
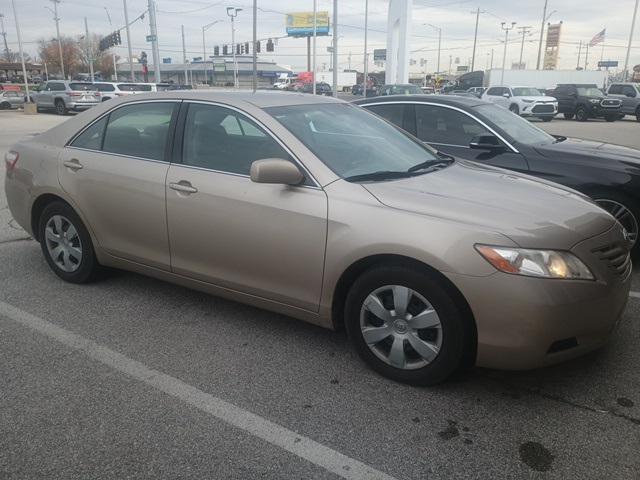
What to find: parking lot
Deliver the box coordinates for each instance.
[0,109,638,479]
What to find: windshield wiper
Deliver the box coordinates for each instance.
[407,157,454,173]
[344,170,418,182]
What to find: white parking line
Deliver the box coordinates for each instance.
[0,300,397,480]
[630,291,640,299]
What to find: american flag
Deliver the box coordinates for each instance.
[589,29,606,47]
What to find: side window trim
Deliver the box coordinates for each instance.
[362,101,519,153]
[174,100,321,188]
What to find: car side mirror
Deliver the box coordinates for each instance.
[250,158,304,185]
[470,134,504,150]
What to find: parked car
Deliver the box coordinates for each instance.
[352,84,364,96]
[355,94,640,251]
[5,92,631,385]
[301,82,333,96]
[482,86,557,121]
[35,81,100,115]
[446,90,478,98]
[606,82,640,121]
[0,73,8,83]
[92,82,139,101]
[421,86,436,94]
[0,90,25,109]
[378,84,423,96]
[549,84,621,121]
[466,87,485,98]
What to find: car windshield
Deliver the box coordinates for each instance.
[513,87,542,97]
[577,87,604,97]
[473,103,556,146]
[69,83,95,91]
[266,103,442,180]
[117,84,153,92]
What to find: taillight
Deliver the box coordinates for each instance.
[69,92,82,97]
[5,151,19,172]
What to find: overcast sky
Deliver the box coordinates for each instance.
[4,0,640,73]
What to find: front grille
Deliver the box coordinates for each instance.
[591,243,632,277]
[601,99,621,108]
[532,104,555,113]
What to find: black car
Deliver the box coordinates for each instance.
[301,82,333,96]
[352,84,364,95]
[550,84,622,122]
[378,84,423,96]
[355,94,640,251]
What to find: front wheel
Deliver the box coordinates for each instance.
[575,106,589,122]
[344,265,469,385]
[594,196,639,253]
[605,115,617,122]
[540,116,553,122]
[38,202,100,283]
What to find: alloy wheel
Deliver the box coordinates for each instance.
[359,285,443,370]
[44,215,83,273]
[595,199,639,247]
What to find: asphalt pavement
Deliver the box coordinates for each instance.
[0,109,638,479]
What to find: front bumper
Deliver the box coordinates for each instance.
[521,102,557,117]
[445,226,631,370]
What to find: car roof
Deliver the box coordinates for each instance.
[353,94,486,108]
[114,90,344,108]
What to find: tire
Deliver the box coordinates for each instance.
[575,106,589,122]
[605,115,617,122]
[563,113,575,120]
[635,107,640,122]
[540,117,553,122]
[55,99,68,115]
[344,265,469,386]
[38,201,100,283]
[509,104,520,115]
[0,102,10,110]
[592,193,640,254]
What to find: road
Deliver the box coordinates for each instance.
[0,109,639,479]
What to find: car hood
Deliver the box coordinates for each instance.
[362,161,614,249]
[534,137,640,165]
[518,96,557,102]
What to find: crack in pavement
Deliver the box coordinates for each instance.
[480,373,640,427]
[0,237,32,245]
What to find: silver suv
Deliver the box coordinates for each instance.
[35,81,100,115]
[606,83,640,121]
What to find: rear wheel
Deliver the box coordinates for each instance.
[563,113,575,120]
[575,106,589,122]
[0,101,10,110]
[38,202,100,283]
[344,265,469,385]
[55,99,67,115]
[635,107,640,122]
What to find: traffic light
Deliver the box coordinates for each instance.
[245,42,250,54]
[115,30,121,46]
[266,39,274,52]
[236,44,241,55]
[214,46,220,56]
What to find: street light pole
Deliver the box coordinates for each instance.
[624,0,640,81]
[49,0,65,79]
[123,0,135,81]
[332,0,338,97]
[536,0,548,70]
[362,0,368,96]
[84,17,94,82]
[426,24,441,75]
[312,0,317,95]
[0,14,10,62]
[226,7,242,89]
[518,26,532,68]
[182,25,188,85]
[252,0,257,93]
[10,0,30,102]
[104,8,118,80]
[471,8,484,72]
[501,22,516,84]
[202,20,222,86]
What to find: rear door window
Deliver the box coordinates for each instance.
[415,104,489,146]
[486,87,501,96]
[102,102,176,161]
[71,117,109,150]
[366,103,406,130]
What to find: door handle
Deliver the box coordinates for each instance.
[169,181,198,194]
[63,159,83,171]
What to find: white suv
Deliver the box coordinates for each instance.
[482,86,558,122]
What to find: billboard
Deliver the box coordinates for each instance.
[286,12,330,37]
[545,23,562,48]
[374,49,387,61]
[543,22,562,70]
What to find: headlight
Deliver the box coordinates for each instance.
[521,99,534,103]
[589,99,600,104]
[475,245,594,280]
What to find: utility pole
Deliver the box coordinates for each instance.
[252,0,257,93]
[10,0,30,102]
[104,8,118,80]
[501,22,516,84]
[123,0,135,81]
[585,42,589,70]
[576,40,582,69]
[84,17,94,82]
[517,26,532,68]
[49,0,65,79]
[448,54,452,74]
[0,14,10,61]
[181,25,188,85]
[202,21,221,86]
[491,48,494,69]
[362,0,368,96]
[332,0,338,97]
[624,0,640,81]
[425,24,442,76]
[470,8,484,72]
[312,0,317,95]
[227,7,242,89]
[147,0,161,83]
[536,0,548,70]
[348,51,352,70]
